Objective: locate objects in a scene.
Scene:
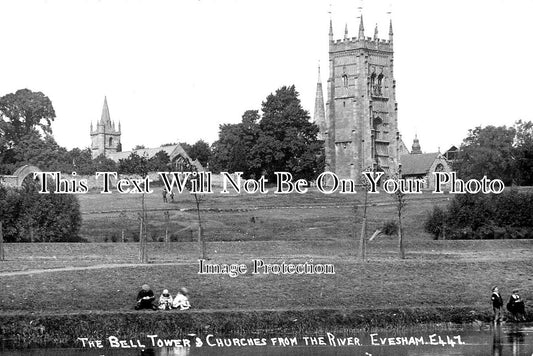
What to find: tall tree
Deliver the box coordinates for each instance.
[188,140,211,168]
[252,85,323,181]
[211,110,260,176]
[513,120,533,185]
[456,125,516,184]
[0,89,56,145]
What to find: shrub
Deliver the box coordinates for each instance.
[381,220,398,236]
[424,190,533,240]
[0,183,82,242]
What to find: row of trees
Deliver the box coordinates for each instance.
[455,120,533,186]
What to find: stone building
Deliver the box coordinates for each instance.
[89,98,203,171]
[314,15,400,181]
[90,97,121,158]
[400,137,452,190]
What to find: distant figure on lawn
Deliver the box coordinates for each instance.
[135,284,157,310]
[491,286,504,322]
[170,190,175,202]
[162,188,168,203]
[172,287,191,310]
[507,289,526,321]
[159,289,173,310]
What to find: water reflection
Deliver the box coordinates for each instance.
[492,324,503,356]
[491,323,530,356]
[156,347,189,356]
[507,324,526,356]
[2,323,533,356]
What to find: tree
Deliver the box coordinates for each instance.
[211,110,260,176]
[181,158,207,259]
[188,140,211,168]
[456,125,516,185]
[93,154,117,173]
[0,89,58,173]
[118,152,150,263]
[148,150,171,171]
[0,89,56,145]
[65,148,94,175]
[513,120,533,185]
[252,85,324,181]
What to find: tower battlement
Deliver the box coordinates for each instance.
[330,38,393,52]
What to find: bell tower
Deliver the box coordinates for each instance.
[317,13,400,180]
[90,97,121,158]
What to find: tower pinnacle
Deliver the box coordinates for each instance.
[344,23,348,39]
[358,14,365,39]
[374,23,378,40]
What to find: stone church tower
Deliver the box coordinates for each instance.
[90,97,121,158]
[315,15,400,181]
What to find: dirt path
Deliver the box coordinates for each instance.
[0,261,198,277]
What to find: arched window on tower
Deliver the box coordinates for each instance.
[370,73,376,96]
[109,137,113,147]
[342,74,348,88]
[376,73,384,96]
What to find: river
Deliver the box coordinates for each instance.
[2,323,533,356]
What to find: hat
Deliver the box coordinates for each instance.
[163,289,169,294]
[491,286,498,291]
[142,284,150,291]
[513,288,519,293]
[180,287,189,295]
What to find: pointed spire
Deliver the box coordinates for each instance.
[344,23,348,39]
[118,121,121,132]
[328,6,333,41]
[90,121,93,132]
[358,14,365,39]
[313,63,326,140]
[100,96,111,124]
[389,19,393,43]
[374,23,378,40]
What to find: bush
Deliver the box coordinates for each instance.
[424,190,533,240]
[424,205,448,239]
[0,183,82,242]
[381,220,398,236]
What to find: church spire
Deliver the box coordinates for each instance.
[100,96,111,124]
[374,23,378,40]
[313,62,326,140]
[358,14,365,39]
[328,7,333,41]
[389,19,393,43]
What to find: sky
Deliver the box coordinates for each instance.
[1,0,532,154]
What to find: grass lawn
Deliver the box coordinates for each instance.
[1,191,532,318]
[1,239,532,315]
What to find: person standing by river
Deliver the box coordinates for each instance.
[507,289,526,321]
[491,286,504,323]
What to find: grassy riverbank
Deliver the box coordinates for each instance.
[0,192,532,348]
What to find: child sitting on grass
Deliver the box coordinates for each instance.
[158,289,173,310]
[172,287,191,310]
[135,284,157,310]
